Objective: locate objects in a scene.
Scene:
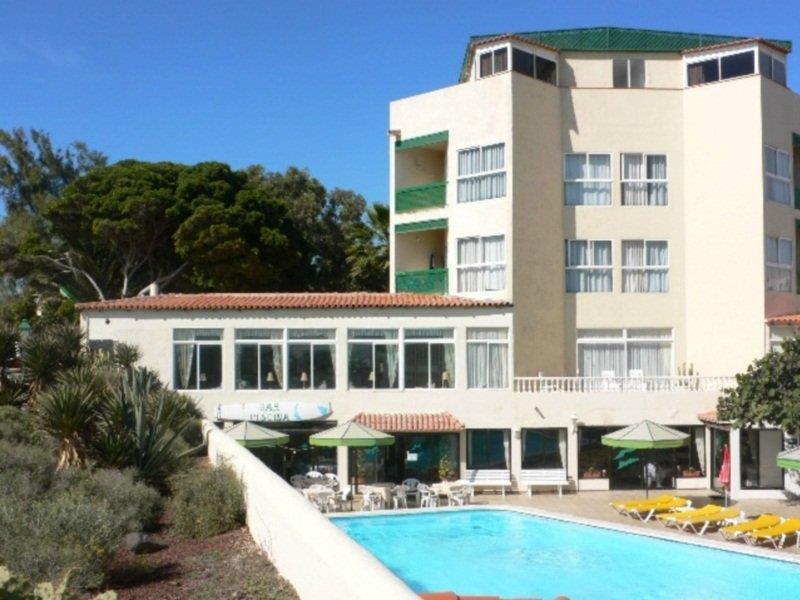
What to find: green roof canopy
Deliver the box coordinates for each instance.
[224,421,289,449]
[777,447,800,470]
[309,421,394,448]
[601,420,690,450]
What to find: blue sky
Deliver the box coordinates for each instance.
[3,1,798,206]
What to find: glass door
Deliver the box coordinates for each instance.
[710,427,730,492]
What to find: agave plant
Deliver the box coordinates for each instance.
[112,342,141,372]
[21,323,83,397]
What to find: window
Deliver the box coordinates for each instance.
[564,154,611,205]
[687,50,755,86]
[577,329,673,377]
[457,144,506,203]
[759,51,787,86]
[457,235,506,292]
[522,428,567,470]
[740,429,784,489]
[347,329,399,389]
[511,48,557,84]
[764,146,792,205]
[173,329,222,390]
[287,329,336,390]
[768,327,798,352]
[765,236,793,292]
[621,153,667,206]
[479,47,508,78]
[235,329,284,390]
[565,240,612,292]
[467,328,509,389]
[403,328,454,389]
[467,429,510,470]
[613,58,645,88]
[622,240,669,293]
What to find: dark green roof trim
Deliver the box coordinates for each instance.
[461,27,791,80]
[395,218,447,234]
[395,131,448,151]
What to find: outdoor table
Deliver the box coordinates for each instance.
[363,482,395,508]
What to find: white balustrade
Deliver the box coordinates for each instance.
[513,375,736,393]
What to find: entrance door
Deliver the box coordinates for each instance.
[710,427,730,492]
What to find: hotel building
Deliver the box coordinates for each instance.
[80,27,800,500]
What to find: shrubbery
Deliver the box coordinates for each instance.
[168,465,245,539]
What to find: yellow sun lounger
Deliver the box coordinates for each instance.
[657,504,722,527]
[627,497,691,522]
[676,507,743,535]
[746,518,800,549]
[610,494,675,515]
[721,514,781,541]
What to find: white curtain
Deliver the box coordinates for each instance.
[765,236,792,291]
[622,240,645,292]
[467,342,488,388]
[647,155,668,205]
[646,241,669,292]
[458,238,480,292]
[558,429,568,469]
[622,154,646,206]
[443,344,455,388]
[627,341,671,376]
[483,236,506,291]
[467,329,509,389]
[623,241,668,292]
[487,344,508,388]
[458,145,506,203]
[481,144,505,171]
[693,428,706,474]
[271,344,283,388]
[385,344,399,388]
[458,148,480,176]
[502,430,511,470]
[578,343,624,376]
[175,344,195,389]
[567,241,612,292]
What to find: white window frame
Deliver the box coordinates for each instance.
[621,153,668,206]
[456,234,506,293]
[457,143,507,203]
[347,329,400,390]
[613,58,645,88]
[576,328,674,377]
[759,48,787,86]
[509,43,559,85]
[172,329,223,391]
[764,146,792,206]
[234,329,286,391]
[685,46,758,87]
[466,328,510,390]
[476,44,510,79]
[402,328,455,390]
[765,235,793,292]
[563,153,612,206]
[565,239,613,293]
[621,240,669,293]
[287,329,337,391]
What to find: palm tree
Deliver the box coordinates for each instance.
[345,202,389,291]
[21,322,83,397]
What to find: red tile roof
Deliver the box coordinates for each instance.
[766,313,800,326]
[76,293,511,313]
[698,410,727,425]
[354,412,464,433]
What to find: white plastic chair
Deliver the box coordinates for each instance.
[402,478,421,505]
[417,483,438,508]
[392,485,408,509]
[306,470,324,479]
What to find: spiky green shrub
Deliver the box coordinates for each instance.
[168,465,245,539]
[21,323,83,396]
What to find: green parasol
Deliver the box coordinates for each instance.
[224,421,289,449]
[777,447,800,470]
[602,420,689,497]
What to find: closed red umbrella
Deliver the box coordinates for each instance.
[718,443,731,506]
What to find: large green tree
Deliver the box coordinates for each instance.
[717,336,800,435]
[345,202,390,291]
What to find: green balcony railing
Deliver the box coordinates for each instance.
[395,181,447,213]
[395,268,448,294]
[795,186,800,210]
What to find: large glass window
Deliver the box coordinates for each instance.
[173,329,222,390]
[687,50,754,87]
[347,329,399,389]
[612,58,645,88]
[577,328,673,378]
[764,146,792,206]
[721,50,755,79]
[467,328,509,389]
[759,51,787,86]
[457,143,506,203]
[235,329,284,390]
[621,153,667,206]
[456,235,506,292]
[522,428,567,470]
[511,47,557,84]
[479,47,508,78]
[564,153,612,205]
[288,329,336,390]
[740,429,784,489]
[565,240,612,292]
[467,429,510,470]
[403,328,454,389]
[765,236,793,292]
[622,240,669,293]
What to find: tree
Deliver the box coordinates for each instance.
[345,202,390,291]
[717,336,800,435]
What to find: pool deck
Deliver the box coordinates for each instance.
[469,489,800,555]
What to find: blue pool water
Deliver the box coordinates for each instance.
[332,509,800,599]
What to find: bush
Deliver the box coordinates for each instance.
[168,465,245,539]
[0,440,57,497]
[0,406,50,445]
[0,565,116,600]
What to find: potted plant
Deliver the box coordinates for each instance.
[437,454,457,482]
[681,467,702,478]
[582,466,602,479]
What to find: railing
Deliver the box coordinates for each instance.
[514,375,737,393]
[395,268,448,294]
[794,186,800,210]
[395,181,446,213]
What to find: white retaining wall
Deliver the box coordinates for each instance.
[204,421,417,600]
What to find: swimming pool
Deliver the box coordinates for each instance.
[332,508,800,599]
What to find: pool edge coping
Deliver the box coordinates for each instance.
[329,503,800,567]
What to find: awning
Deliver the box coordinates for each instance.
[766,313,800,326]
[353,412,464,433]
[698,410,729,425]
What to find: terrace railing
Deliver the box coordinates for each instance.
[513,375,737,393]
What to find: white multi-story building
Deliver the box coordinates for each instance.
[80,27,800,499]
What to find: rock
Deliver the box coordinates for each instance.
[124,532,167,554]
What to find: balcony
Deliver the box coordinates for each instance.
[513,375,736,393]
[395,181,447,213]
[795,186,800,210]
[395,268,448,294]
